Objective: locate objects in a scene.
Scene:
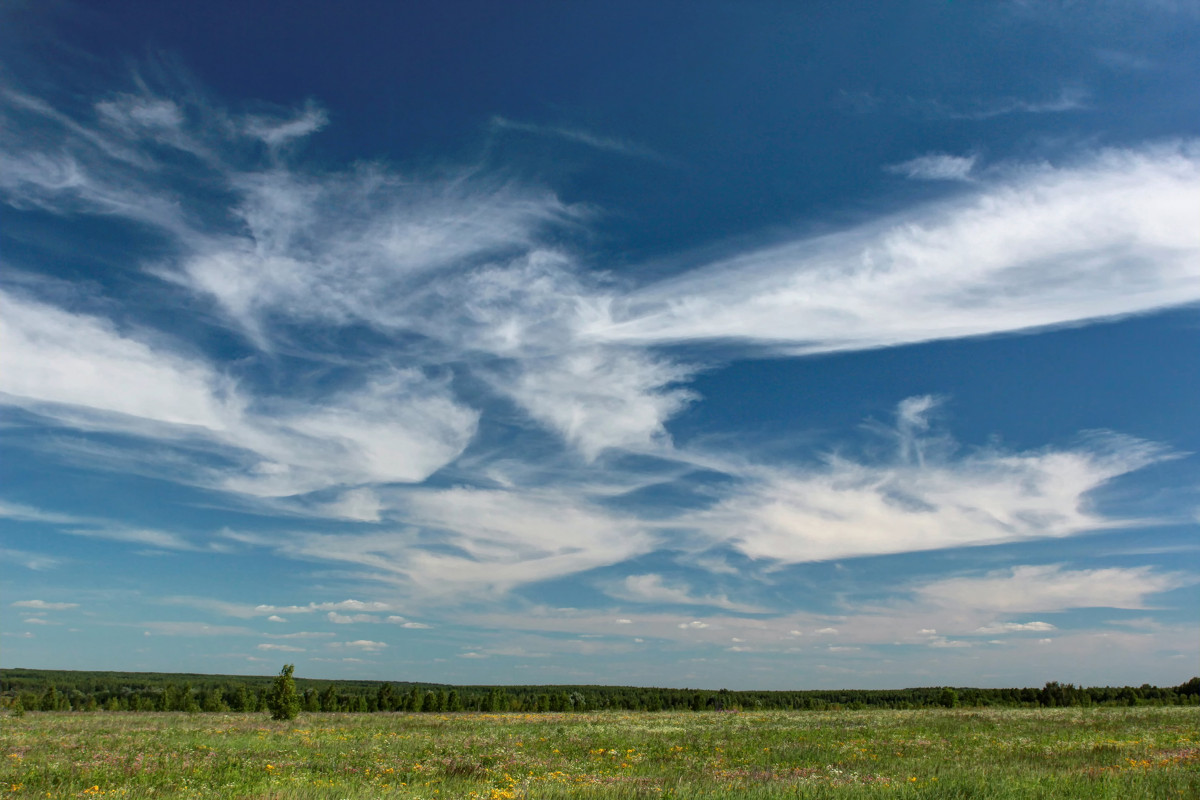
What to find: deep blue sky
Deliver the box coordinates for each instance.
[1,0,1198,689]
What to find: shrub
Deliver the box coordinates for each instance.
[265,664,301,721]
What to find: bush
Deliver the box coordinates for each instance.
[265,664,300,721]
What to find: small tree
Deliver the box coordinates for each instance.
[266,664,301,721]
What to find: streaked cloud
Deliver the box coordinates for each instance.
[608,573,763,612]
[11,599,79,610]
[916,564,1192,612]
[886,153,977,181]
[685,400,1170,564]
[595,142,1200,355]
[489,116,662,160]
[974,621,1057,635]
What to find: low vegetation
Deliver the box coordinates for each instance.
[2,706,1197,798]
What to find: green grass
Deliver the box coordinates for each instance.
[2,707,1197,798]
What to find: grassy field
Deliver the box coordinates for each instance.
[2,707,1197,799]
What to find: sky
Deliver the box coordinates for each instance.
[1,1,1198,691]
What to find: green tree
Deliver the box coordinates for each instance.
[266,664,301,721]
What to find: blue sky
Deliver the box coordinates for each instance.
[2,1,1198,690]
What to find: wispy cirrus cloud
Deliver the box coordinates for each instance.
[607,573,764,612]
[237,486,656,599]
[2,69,1197,618]
[489,116,663,160]
[885,153,977,181]
[0,288,479,497]
[11,599,79,610]
[594,142,1200,356]
[683,398,1171,565]
[916,564,1193,612]
[931,86,1090,119]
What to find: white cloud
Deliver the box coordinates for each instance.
[886,153,976,181]
[503,347,695,460]
[974,621,1057,634]
[595,142,1200,355]
[0,289,479,497]
[319,488,383,522]
[939,86,1089,119]
[256,643,305,652]
[262,631,335,639]
[258,487,654,597]
[11,599,78,610]
[242,101,328,147]
[609,573,761,612]
[0,501,94,526]
[139,622,255,636]
[0,289,234,430]
[327,612,381,624]
[917,564,1191,612]
[65,526,197,551]
[266,615,287,623]
[685,400,1169,564]
[334,639,387,651]
[489,116,663,160]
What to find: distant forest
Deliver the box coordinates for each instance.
[3,668,1198,714]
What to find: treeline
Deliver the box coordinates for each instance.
[2,668,1197,714]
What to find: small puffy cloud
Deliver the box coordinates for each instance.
[886,153,976,181]
[814,627,839,635]
[338,639,387,651]
[23,617,56,625]
[266,615,287,623]
[616,618,633,624]
[677,620,709,629]
[11,599,79,610]
[927,638,971,649]
[257,643,305,652]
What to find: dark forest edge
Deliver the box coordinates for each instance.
[2,667,1198,714]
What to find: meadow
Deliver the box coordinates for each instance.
[2,707,1196,799]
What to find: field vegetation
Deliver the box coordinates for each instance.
[2,706,1197,799]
